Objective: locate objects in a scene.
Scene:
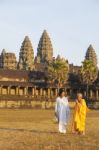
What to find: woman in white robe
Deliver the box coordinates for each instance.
[55,89,70,134]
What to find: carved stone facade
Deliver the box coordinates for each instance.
[37,30,53,63]
[0,69,99,108]
[0,31,98,108]
[0,49,17,70]
[18,36,34,70]
[85,44,97,66]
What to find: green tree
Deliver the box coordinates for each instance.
[48,56,69,90]
[79,60,98,100]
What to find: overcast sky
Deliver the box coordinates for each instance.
[0,0,99,65]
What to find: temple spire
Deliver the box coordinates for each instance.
[37,30,53,63]
[18,36,34,70]
[85,44,97,66]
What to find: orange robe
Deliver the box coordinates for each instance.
[73,99,88,132]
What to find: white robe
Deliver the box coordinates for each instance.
[55,96,70,125]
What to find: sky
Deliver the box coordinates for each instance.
[0,0,99,66]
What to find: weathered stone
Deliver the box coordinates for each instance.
[37,30,53,63]
[18,36,34,70]
[85,44,97,66]
[0,49,17,70]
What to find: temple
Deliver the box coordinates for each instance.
[18,36,34,70]
[85,44,97,66]
[0,30,99,108]
[37,30,53,63]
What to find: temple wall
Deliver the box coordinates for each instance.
[10,88,16,95]
[0,77,26,82]
[0,85,98,108]
[0,100,75,109]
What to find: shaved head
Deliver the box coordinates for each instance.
[77,93,83,98]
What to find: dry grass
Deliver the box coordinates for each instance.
[0,109,98,150]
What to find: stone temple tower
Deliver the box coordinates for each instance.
[37,30,53,63]
[18,36,34,70]
[0,49,17,70]
[85,44,97,66]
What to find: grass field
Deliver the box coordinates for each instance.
[0,109,99,150]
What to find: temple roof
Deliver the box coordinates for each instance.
[24,36,30,42]
[0,69,48,80]
[21,36,33,48]
[0,69,29,79]
[85,44,97,66]
[37,30,53,62]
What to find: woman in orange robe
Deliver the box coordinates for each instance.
[72,93,89,135]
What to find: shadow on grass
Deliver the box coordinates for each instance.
[0,127,59,134]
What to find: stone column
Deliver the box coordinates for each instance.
[16,87,19,95]
[34,86,36,96]
[51,88,53,97]
[0,86,2,95]
[32,87,35,96]
[43,89,46,97]
[40,88,43,96]
[24,87,27,96]
[34,86,38,96]
[48,88,51,98]
[84,91,86,97]
[8,86,10,95]
[70,89,72,95]
[18,87,21,96]
[96,89,99,100]
[90,90,93,99]
[36,89,38,96]
[55,88,58,96]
